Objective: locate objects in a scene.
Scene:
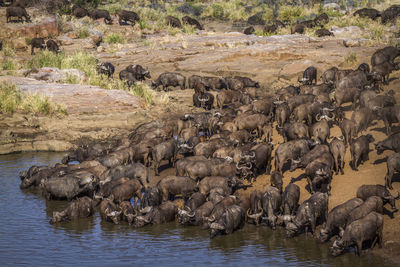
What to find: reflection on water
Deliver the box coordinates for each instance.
[0,152,390,266]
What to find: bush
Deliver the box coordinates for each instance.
[345,51,357,64]
[0,82,66,115]
[2,59,17,71]
[279,6,304,23]
[105,33,125,44]
[77,28,90,39]
[130,82,153,105]
[1,45,16,57]
[72,0,100,9]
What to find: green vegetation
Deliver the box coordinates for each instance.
[77,27,90,39]
[130,82,154,105]
[1,45,16,57]
[2,59,17,71]
[0,82,67,115]
[104,33,125,44]
[345,51,358,64]
[279,5,304,23]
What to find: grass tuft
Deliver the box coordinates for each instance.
[104,33,125,44]
[345,51,358,64]
[0,82,67,115]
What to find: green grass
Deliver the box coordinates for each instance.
[104,33,125,44]
[129,82,153,105]
[1,59,17,71]
[77,27,90,39]
[1,45,16,57]
[345,51,358,64]
[279,5,304,23]
[0,82,67,115]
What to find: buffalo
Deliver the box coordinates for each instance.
[152,72,186,91]
[331,212,383,256]
[50,196,94,224]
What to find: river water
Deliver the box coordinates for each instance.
[0,152,391,266]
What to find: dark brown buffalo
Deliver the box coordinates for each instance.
[385,152,400,189]
[152,72,186,91]
[282,183,300,225]
[152,139,177,176]
[275,139,311,173]
[117,10,140,25]
[30,37,46,55]
[120,201,136,225]
[90,9,112,24]
[110,178,143,204]
[133,201,178,228]
[286,192,328,237]
[261,186,282,230]
[166,15,181,28]
[353,8,381,20]
[346,196,383,228]
[46,39,60,53]
[356,184,400,211]
[329,137,346,175]
[182,16,203,30]
[316,28,333,37]
[319,198,363,242]
[50,196,94,224]
[99,197,121,224]
[375,132,400,155]
[350,134,375,171]
[157,176,197,201]
[210,205,245,238]
[331,212,383,256]
[6,6,30,22]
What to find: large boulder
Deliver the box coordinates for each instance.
[27,67,86,83]
[330,26,362,38]
[0,17,59,39]
[278,59,314,82]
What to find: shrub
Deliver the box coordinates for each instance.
[2,59,17,71]
[1,45,16,57]
[77,28,90,39]
[0,82,21,113]
[72,0,100,9]
[279,6,304,23]
[104,33,125,44]
[345,52,357,64]
[0,82,66,115]
[130,82,153,105]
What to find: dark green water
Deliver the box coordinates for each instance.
[0,152,392,266]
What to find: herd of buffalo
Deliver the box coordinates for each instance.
[4,0,400,259]
[19,43,400,257]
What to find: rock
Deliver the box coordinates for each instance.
[323,3,341,9]
[27,67,86,83]
[89,29,102,46]
[11,38,28,50]
[0,17,59,39]
[342,38,368,47]
[279,59,314,81]
[57,35,74,46]
[330,25,362,38]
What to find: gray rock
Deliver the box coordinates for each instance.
[27,67,86,83]
[323,3,341,10]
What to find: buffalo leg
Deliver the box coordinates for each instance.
[386,167,394,190]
